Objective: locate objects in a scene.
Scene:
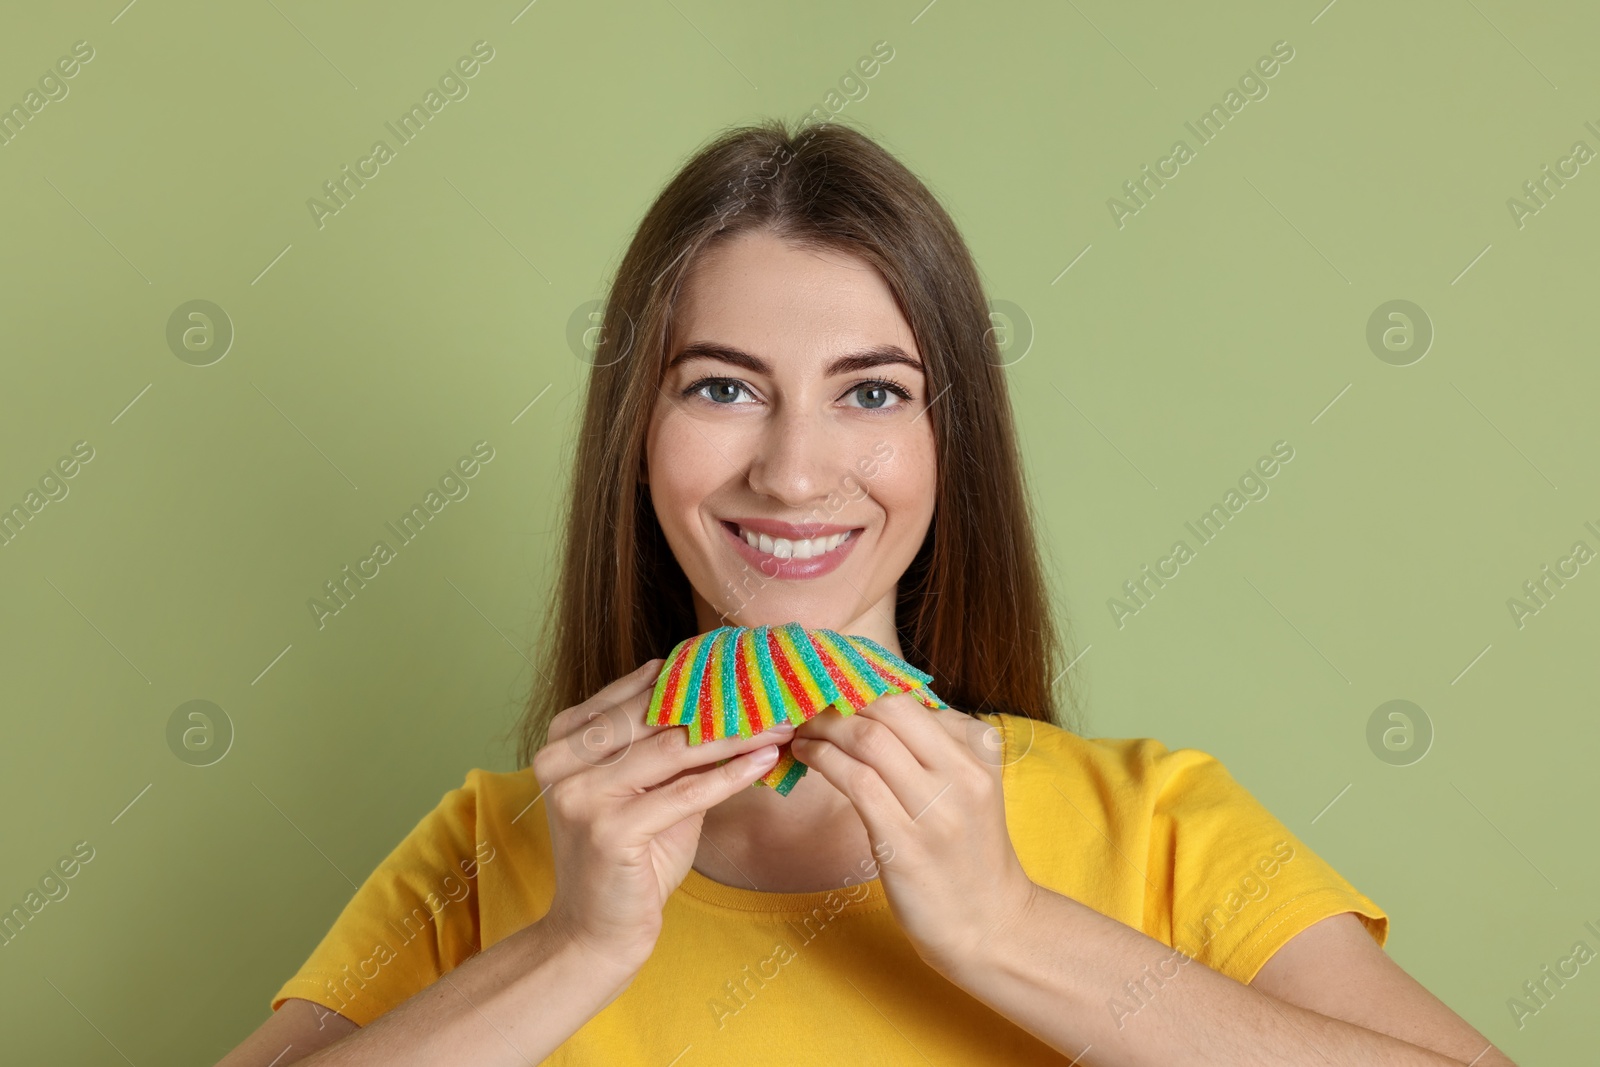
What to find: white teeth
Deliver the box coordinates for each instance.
[737,526,852,559]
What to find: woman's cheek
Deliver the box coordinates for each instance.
[869,427,935,495]
[653,408,733,490]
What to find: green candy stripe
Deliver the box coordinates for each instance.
[781,621,842,712]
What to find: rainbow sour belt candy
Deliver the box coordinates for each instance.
[645,622,948,797]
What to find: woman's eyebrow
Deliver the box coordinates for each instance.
[666,341,924,377]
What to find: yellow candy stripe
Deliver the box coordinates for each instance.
[705,629,731,740]
[814,630,883,709]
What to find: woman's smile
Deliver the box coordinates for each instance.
[718,516,865,579]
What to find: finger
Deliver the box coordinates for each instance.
[794,706,928,816]
[545,665,685,781]
[788,733,913,842]
[599,720,796,795]
[629,741,783,836]
[849,693,962,774]
[647,732,801,792]
[555,671,801,783]
[552,700,643,771]
[548,659,665,746]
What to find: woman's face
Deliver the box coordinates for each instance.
[645,229,936,648]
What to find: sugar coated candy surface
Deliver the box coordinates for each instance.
[645,622,948,796]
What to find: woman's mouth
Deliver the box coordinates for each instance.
[719,519,864,580]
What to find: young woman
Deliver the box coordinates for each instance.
[218,119,1514,1066]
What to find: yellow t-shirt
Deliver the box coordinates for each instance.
[272,712,1388,1064]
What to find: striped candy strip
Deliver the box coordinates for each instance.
[645,622,948,796]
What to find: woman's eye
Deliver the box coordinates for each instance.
[848,381,914,410]
[687,378,753,404]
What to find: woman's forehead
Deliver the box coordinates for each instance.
[671,234,918,364]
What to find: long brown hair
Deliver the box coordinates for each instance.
[510,117,1083,767]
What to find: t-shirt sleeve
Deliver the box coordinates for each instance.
[269,770,488,1027]
[1142,745,1389,985]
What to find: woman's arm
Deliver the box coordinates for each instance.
[214,917,643,1067]
[213,998,357,1066]
[218,664,794,1066]
[1249,912,1513,1064]
[784,700,1514,1064]
[941,884,1517,1067]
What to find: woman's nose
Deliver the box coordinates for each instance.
[744,407,839,507]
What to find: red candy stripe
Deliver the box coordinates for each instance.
[653,644,691,725]
[734,630,758,733]
[808,630,865,709]
[765,627,816,719]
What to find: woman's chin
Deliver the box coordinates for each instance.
[725,611,830,630]
[709,603,852,632]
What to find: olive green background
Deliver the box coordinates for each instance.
[2,0,1595,1062]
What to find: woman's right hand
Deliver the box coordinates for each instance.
[531,658,793,976]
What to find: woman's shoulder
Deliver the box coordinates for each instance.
[974,711,1281,845]
[976,710,1223,792]
[975,712,1391,982]
[444,765,547,822]
[455,764,541,792]
[423,764,544,801]
[392,766,547,855]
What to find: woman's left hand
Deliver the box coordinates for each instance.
[789,694,1040,981]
